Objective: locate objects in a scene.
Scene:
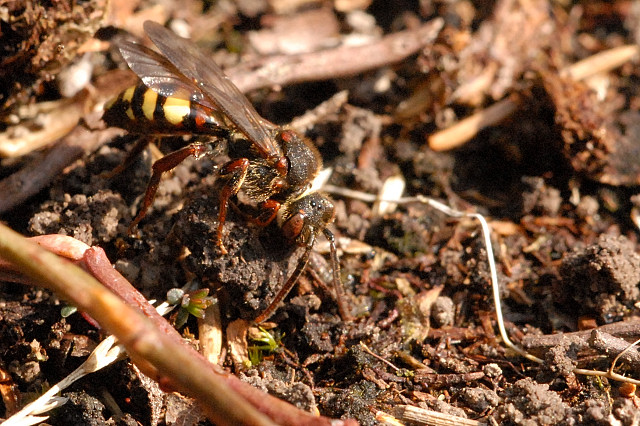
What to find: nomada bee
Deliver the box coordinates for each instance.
[103,21,351,323]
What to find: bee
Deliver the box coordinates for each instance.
[102,21,351,323]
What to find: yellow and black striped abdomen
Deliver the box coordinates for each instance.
[103,84,229,137]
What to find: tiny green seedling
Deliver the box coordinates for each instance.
[248,327,283,365]
[166,287,215,328]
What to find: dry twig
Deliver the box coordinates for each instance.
[230,19,444,93]
[522,320,640,352]
[390,405,486,426]
[588,330,640,370]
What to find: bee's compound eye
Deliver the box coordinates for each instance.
[282,211,305,242]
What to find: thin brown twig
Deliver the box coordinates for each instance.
[574,336,640,386]
[229,19,443,93]
[359,342,400,371]
[522,320,640,352]
[588,330,640,370]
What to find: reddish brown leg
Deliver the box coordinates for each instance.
[128,142,210,234]
[253,237,315,324]
[216,158,250,254]
[250,200,281,227]
[253,228,353,324]
[102,136,154,178]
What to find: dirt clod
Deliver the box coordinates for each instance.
[48,391,107,425]
[493,378,574,425]
[431,295,455,327]
[242,367,317,412]
[457,387,500,413]
[558,235,640,323]
[29,190,128,246]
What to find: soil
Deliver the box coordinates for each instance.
[3,1,640,425]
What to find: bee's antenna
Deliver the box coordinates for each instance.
[324,228,353,321]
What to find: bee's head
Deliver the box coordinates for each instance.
[278,193,335,246]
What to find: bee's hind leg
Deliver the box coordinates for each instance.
[128,142,212,234]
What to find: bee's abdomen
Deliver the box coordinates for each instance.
[103,84,228,136]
